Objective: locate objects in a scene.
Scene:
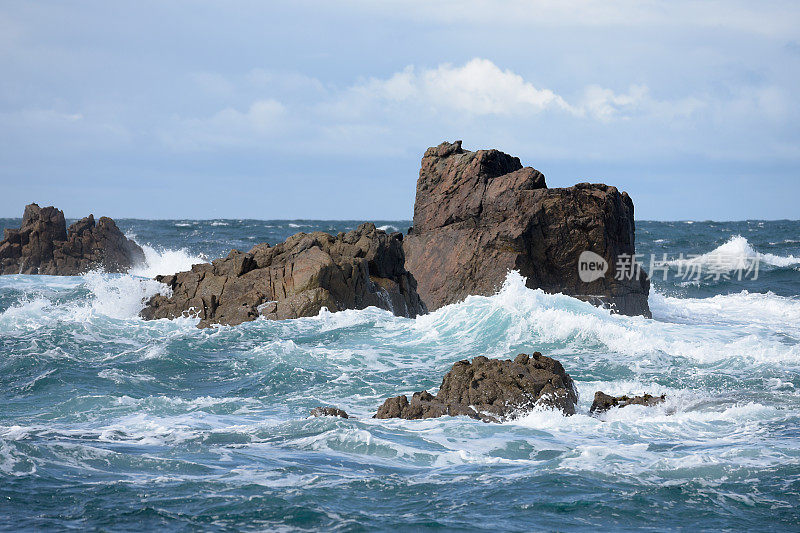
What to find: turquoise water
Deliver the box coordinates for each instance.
[1,219,799,531]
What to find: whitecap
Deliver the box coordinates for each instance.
[128,244,206,278]
[669,235,800,271]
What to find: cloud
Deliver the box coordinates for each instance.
[350,0,800,39]
[158,99,286,150]
[151,57,797,160]
[351,59,572,115]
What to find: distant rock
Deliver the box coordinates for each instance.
[0,203,145,275]
[310,406,349,419]
[403,141,651,317]
[374,352,578,422]
[589,391,666,415]
[141,223,426,327]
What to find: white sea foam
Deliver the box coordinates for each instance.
[83,271,170,319]
[670,235,800,270]
[377,224,399,232]
[128,244,205,278]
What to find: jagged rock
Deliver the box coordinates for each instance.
[0,203,145,275]
[589,391,666,415]
[374,352,578,422]
[141,223,426,327]
[403,141,651,317]
[310,406,349,418]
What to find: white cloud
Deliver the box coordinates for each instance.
[352,58,572,115]
[579,84,649,120]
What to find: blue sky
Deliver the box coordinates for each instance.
[1,1,798,220]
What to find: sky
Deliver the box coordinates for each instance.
[1,1,799,221]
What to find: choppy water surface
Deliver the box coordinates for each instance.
[0,218,799,531]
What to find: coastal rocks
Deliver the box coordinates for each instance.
[589,391,666,415]
[141,223,426,327]
[403,141,651,317]
[310,406,349,418]
[374,352,578,422]
[0,203,145,275]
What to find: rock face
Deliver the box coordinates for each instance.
[403,141,651,317]
[0,203,145,275]
[141,223,426,327]
[310,406,349,419]
[589,391,666,415]
[374,353,578,422]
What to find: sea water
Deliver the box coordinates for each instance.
[0,219,798,531]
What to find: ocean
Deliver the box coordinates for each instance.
[0,218,799,531]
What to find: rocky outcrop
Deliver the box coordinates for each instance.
[403,141,651,317]
[310,406,349,419]
[141,223,426,327]
[0,203,145,275]
[589,391,666,415]
[374,352,578,422]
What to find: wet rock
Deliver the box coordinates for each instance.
[310,406,349,419]
[0,203,145,275]
[141,223,426,327]
[403,141,651,317]
[589,391,666,415]
[374,352,578,422]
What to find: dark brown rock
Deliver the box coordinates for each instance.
[310,406,349,419]
[141,223,426,327]
[589,391,666,415]
[374,352,578,422]
[403,141,651,317]
[0,203,145,275]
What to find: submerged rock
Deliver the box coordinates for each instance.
[374,352,578,422]
[403,141,651,317]
[0,203,145,275]
[589,391,666,415]
[310,406,349,419]
[141,223,426,327]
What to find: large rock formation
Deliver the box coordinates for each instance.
[403,141,651,317]
[374,352,578,422]
[141,223,426,327]
[0,203,145,275]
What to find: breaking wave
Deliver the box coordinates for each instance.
[128,243,205,278]
[670,235,800,270]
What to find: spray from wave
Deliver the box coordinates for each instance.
[670,235,800,270]
[127,243,206,278]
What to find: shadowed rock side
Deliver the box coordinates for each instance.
[374,353,578,422]
[403,141,651,317]
[0,203,145,275]
[142,223,426,327]
[589,391,666,415]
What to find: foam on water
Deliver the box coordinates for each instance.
[670,234,800,270]
[128,242,206,278]
[1,219,799,530]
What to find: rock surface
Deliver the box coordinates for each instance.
[0,203,145,275]
[310,406,349,419]
[141,223,426,327]
[374,352,578,422]
[403,141,651,317]
[589,391,666,415]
